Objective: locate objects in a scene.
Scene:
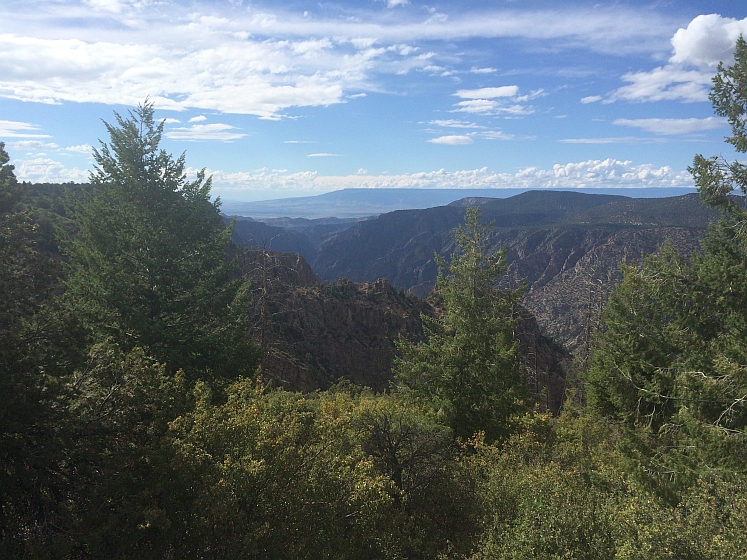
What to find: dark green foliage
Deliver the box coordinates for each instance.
[44,343,190,559]
[585,38,747,487]
[64,102,257,380]
[0,143,88,555]
[356,396,480,558]
[395,207,527,442]
[6,78,747,556]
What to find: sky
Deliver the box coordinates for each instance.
[2,0,747,201]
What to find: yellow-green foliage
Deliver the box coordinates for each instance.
[465,412,747,560]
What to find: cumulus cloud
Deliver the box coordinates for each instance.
[670,14,747,68]
[189,115,207,122]
[11,154,693,194]
[608,14,747,104]
[165,123,246,141]
[13,157,89,183]
[613,117,726,135]
[200,159,693,197]
[63,144,94,154]
[428,135,473,145]
[387,0,409,7]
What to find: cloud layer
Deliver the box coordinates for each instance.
[0,1,678,118]
[193,159,693,197]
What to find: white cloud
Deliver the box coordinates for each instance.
[6,158,692,195]
[452,99,501,114]
[200,159,693,197]
[428,135,473,145]
[611,66,713,103]
[162,117,181,123]
[0,3,679,118]
[470,67,496,74]
[5,140,59,151]
[613,117,726,135]
[64,144,94,154]
[429,119,486,129]
[189,115,207,122]
[479,130,514,140]
[452,99,533,116]
[0,120,50,138]
[580,95,602,104]
[454,86,519,99]
[165,123,246,141]
[670,14,747,68]
[82,0,128,14]
[307,152,339,157]
[13,157,89,183]
[515,89,545,103]
[450,85,536,116]
[387,0,409,7]
[608,15,747,104]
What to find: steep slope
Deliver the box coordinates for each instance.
[239,250,569,412]
[312,192,720,352]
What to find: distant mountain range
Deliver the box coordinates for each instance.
[221,187,698,219]
[229,190,720,352]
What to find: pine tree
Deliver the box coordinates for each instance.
[65,102,257,380]
[395,207,526,443]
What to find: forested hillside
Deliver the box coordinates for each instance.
[2,41,747,560]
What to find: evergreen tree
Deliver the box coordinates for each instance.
[65,102,257,380]
[585,38,747,484]
[0,143,86,555]
[395,207,526,443]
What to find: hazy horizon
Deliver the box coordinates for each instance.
[2,1,745,200]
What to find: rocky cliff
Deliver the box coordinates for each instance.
[239,249,569,412]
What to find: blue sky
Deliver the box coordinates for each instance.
[1,0,746,201]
